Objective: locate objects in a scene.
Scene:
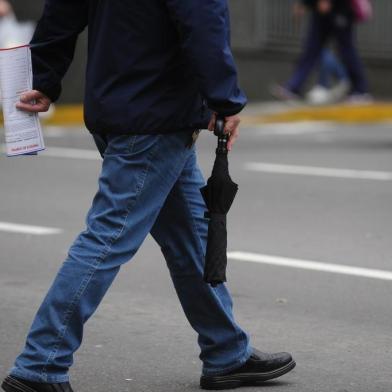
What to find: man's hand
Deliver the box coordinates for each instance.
[317,0,332,14]
[16,90,52,113]
[208,113,241,152]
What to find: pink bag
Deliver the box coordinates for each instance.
[350,0,373,22]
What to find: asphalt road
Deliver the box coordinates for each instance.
[1,121,392,392]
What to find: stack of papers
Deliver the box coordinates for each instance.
[0,45,45,157]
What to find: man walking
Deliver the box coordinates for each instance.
[2,1,295,391]
[275,0,370,101]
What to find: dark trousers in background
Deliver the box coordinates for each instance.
[286,12,368,95]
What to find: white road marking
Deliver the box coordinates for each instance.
[228,251,392,282]
[0,222,63,235]
[245,162,392,181]
[250,121,335,136]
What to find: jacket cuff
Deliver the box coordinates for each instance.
[33,77,62,103]
[208,101,247,117]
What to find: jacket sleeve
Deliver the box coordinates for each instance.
[165,0,247,116]
[30,0,88,102]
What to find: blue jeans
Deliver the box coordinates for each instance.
[10,130,252,383]
[318,49,348,88]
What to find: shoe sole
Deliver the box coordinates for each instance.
[2,376,38,392]
[200,360,296,390]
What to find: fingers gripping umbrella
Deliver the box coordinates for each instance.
[201,117,238,287]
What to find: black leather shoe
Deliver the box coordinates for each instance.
[2,376,74,392]
[200,349,296,390]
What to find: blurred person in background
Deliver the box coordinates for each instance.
[274,0,371,103]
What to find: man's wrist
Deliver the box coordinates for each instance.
[33,80,61,103]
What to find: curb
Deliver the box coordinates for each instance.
[44,105,84,125]
[2,103,391,126]
[242,103,392,125]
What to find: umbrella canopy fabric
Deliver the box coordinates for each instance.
[201,121,238,286]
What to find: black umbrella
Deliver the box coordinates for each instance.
[201,116,238,287]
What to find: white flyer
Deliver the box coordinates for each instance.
[0,45,44,156]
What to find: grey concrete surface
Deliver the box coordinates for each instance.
[1,122,392,392]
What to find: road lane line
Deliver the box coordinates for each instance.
[0,222,62,235]
[251,121,336,136]
[245,162,392,181]
[228,251,392,281]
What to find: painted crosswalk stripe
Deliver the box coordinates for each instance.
[0,222,62,235]
[228,251,392,281]
[245,162,392,181]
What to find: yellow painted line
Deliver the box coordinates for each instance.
[243,104,392,125]
[1,103,392,126]
[0,105,84,125]
[45,105,84,125]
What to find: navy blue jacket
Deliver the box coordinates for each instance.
[31,0,247,134]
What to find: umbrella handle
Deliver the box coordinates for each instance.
[214,116,228,155]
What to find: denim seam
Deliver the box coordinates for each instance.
[210,291,247,368]
[181,152,205,260]
[39,134,162,382]
[10,368,69,384]
[178,171,205,270]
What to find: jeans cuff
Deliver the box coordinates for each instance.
[9,367,70,383]
[202,345,253,376]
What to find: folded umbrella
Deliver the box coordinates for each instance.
[201,117,238,287]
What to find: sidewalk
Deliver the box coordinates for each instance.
[242,101,392,125]
[3,101,391,126]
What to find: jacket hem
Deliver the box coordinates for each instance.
[86,122,210,136]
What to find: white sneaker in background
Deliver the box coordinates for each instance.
[306,85,332,105]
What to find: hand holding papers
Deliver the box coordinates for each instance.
[0,45,45,156]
